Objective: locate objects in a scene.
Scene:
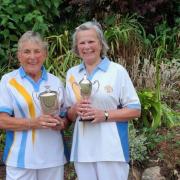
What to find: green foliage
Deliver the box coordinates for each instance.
[0,0,63,66]
[161,103,180,127]
[64,163,76,180]
[0,130,5,151]
[138,90,180,129]
[138,90,162,129]
[129,124,148,162]
[144,127,179,158]
[143,129,162,151]
[104,14,144,64]
[0,65,8,79]
[45,32,81,82]
[133,19,179,130]
[150,19,180,59]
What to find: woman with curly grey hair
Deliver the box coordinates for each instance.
[0,31,68,180]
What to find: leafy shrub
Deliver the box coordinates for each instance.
[0,130,5,151]
[129,124,148,162]
[137,90,180,129]
[45,32,81,81]
[0,0,63,66]
[104,13,144,67]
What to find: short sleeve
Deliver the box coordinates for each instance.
[0,75,14,115]
[120,68,141,110]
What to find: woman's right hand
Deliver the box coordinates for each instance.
[67,98,91,121]
[76,98,92,120]
[30,115,60,129]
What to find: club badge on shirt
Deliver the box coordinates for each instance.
[104,85,113,93]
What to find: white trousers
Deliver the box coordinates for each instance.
[74,161,129,180]
[6,166,64,180]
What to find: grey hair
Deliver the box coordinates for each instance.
[72,21,109,57]
[18,31,48,52]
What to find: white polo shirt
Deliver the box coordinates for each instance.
[65,57,141,163]
[0,66,66,169]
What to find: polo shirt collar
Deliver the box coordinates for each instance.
[78,56,110,72]
[19,66,48,80]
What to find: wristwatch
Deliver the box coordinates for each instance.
[104,110,109,121]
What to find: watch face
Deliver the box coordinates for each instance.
[104,111,109,121]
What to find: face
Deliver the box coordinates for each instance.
[77,28,102,65]
[17,40,47,80]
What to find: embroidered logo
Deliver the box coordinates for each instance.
[104,85,113,93]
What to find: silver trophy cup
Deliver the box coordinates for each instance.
[72,75,99,121]
[33,86,60,115]
[73,74,99,98]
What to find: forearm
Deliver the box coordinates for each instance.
[0,113,30,131]
[0,113,59,131]
[107,108,141,122]
[67,105,78,122]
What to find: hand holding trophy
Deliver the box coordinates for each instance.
[73,74,99,121]
[33,85,61,116]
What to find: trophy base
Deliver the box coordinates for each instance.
[79,118,94,122]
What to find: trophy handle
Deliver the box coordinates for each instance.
[32,91,41,111]
[57,87,63,97]
[92,80,100,96]
[57,86,63,106]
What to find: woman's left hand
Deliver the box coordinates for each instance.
[51,116,69,130]
[82,107,105,123]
